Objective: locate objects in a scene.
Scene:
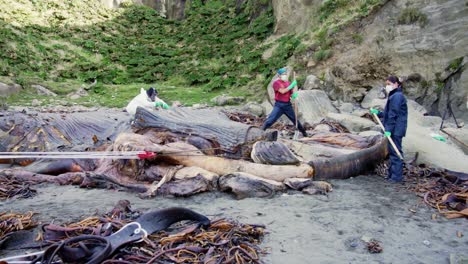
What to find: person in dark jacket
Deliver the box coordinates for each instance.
[370,76,408,183]
[261,67,308,137]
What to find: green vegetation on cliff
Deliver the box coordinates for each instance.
[0,0,386,107]
[0,0,274,107]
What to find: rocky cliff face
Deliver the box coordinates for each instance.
[99,0,190,19]
[305,0,467,121]
[271,0,320,34]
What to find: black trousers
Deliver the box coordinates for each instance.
[261,101,307,136]
[388,135,404,181]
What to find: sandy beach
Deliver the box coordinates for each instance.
[1,175,466,264]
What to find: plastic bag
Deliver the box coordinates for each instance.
[125,88,155,115]
[430,133,446,142]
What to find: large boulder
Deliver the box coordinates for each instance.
[32,85,57,97]
[296,90,338,124]
[314,0,468,122]
[325,112,376,132]
[211,95,244,106]
[0,82,21,97]
[441,127,468,153]
[403,100,468,171]
[361,87,386,109]
[303,74,321,90]
[241,102,265,117]
[420,115,443,128]
[339,102,354,114]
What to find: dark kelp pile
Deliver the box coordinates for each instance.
[0,174,37,200]
[375,160,468,219]
[2,201,267,263]
[0,211,37,247]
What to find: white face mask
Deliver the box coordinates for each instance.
[280,75,288,81]
[385,84,394,94]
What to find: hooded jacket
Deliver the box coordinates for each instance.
[382,87,408,137]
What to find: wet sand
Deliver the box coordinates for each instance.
[1,175,466,264]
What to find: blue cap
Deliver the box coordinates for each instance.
[277,68,287,75]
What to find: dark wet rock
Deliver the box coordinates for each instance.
[157,174,213,197]
[218,172,285,199]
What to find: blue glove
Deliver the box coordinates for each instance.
[162,103,170,109]
[384,131,391,137]
[370,108,380,115]
[155,102,162,107]
[291,91,298,100]
[286,80,297,91]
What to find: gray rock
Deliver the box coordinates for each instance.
[437,64,468,122]
[0,82,22,97]
[192,103,208,109]
[272,0,319,34]
[407,100,428,116]
[241,102,265,117]
[442,127,468,148]
[351,108,369,117]
[296,90,338,124]
[313,124,332,132]
[211,95,244,106]
[303,75,321,90]
[365,99,386,110]
[323,0,467,122]
[218,172,285,199]
[339,103,354,114]
[68,87,88,100]
[172,101,182,107]
[361,87,386,108]
[326,112,376,132]
[332,100,341,108]
[421,115,443,128]
[261,99,273,114]
[32,84,57,97]
[31,99,41,106]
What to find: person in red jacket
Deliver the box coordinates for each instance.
[261,68,307,137]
